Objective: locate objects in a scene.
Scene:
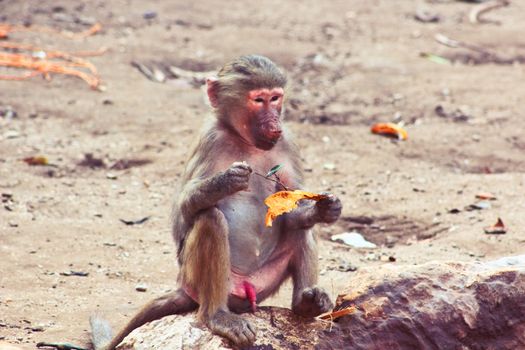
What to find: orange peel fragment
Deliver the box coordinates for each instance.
[264,190,327,227]
[475,192,496,200]
[318,305,357,321]
[22,156,49,166]
[371,122,408,140]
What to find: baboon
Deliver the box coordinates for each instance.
[90,54,342,348]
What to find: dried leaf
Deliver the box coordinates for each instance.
[264,190,327,227]
[318,305,357,321]
[484,218,507,234]
[371,122,408,140]
[23,156,49,166]
[119,217,150,226]
[475,192,497,200]
[60,270,89,277]
[36,342,88,350]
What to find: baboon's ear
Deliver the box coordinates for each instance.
[206,77,219,108]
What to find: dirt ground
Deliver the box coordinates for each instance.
[1,0,524,348]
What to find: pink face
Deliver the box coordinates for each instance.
[246,88,284,149]
[246,88,284,113]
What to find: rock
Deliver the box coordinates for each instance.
[117,306,326,350]
[414,9,441,23]
[466,200,491,210]
[331,232,377,249]
[318,255,525,350]
[0,105,17,120]
[336,259,358,272]
[143,11,158,20]
[118,256,525,350]
[323,163,336,170]
[4,130,20,139]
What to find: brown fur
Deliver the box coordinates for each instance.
[90,55,340,349]
[181,208,230,320]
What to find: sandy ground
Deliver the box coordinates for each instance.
[1,0,524,348]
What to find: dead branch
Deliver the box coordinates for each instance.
[469,0,510,24]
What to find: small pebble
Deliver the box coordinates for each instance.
[143,11,157,20]
[0,106,17,120]
[31,325,45,332]
[365,253,378,261]
[466,201,491,211]
[135,283,148,292]
[323,163,336,170]
[380,255,396,262]
[4,130,20,139]
[337,262,357,272]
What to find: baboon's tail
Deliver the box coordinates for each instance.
[89,315,113,350]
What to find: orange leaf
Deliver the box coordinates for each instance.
[23,156,49,166]
[264,190,328,227]
[318,306,357,321]
[371,123,408,140]
[484,217,507,234]
[475,192,496,200]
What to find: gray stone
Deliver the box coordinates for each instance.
[118,255,525,349]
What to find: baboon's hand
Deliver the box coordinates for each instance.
[316,194,342,224]
[223,161,252,194]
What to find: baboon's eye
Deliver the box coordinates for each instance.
[254,97,264,103]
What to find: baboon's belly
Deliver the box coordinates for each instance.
[229,246,292,299]
[218,188,284,276]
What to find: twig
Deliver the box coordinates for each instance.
[36,342,88,350]
[131,61,166,83]
[318,305,357,321]
[434,33,496,57]
[253,171,288,190]
[0,52,100,88]
[0,42,101,74]
[168,65,215,84]
[469,0,510,24]
[272,173,289,191]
